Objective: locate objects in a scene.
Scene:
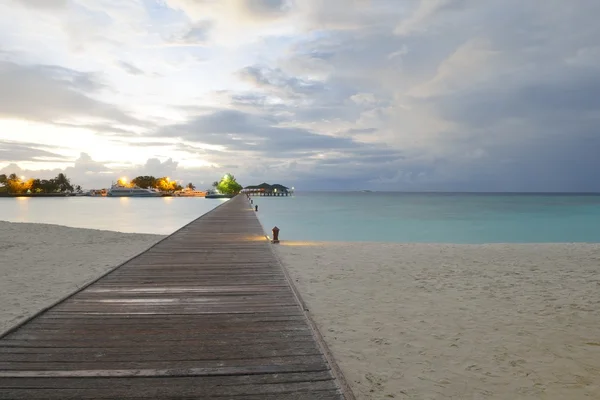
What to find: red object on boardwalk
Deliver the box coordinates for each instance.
[272,226,280,243]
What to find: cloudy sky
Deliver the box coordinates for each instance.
[1,0,599,191]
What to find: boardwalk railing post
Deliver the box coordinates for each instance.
[272,226,280,243]
[255,205,258,211]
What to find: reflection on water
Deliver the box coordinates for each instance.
[0,197,228,235]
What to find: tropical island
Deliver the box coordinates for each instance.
[0,171,292,199]
[0,171,248,198]
[0,173,80,196]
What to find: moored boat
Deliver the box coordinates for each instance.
[205,189,233,199]
[107,184,162,197]
[174,188,206,197]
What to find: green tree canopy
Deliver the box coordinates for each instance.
[131,176,157,189]
[130,176,182,192]
[216,173,242,195]
[1,173,76,194]
[5,174,34,194]
[54,173,73,192]
[156,177,182,192]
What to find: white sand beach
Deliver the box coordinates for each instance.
[276,242,600,400]
[0,221,163,334]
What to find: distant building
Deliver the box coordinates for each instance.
[242,183,293,196]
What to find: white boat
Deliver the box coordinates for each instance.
[174,188,206,197]
[205,189,233,199]
[107,184,162,197]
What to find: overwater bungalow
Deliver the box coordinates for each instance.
[242,183,294,196]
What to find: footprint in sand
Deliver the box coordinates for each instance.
[370,337,391,345]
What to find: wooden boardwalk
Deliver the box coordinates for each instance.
[0,196,348,399]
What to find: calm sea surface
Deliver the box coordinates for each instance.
[1,193,600,242]
[0,197,227,235]
[252,192,600,243]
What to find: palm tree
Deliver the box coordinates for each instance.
[54,173,73,193]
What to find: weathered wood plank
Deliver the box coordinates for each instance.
[0,380,338,399]
[0,196,347,399]
[0,355,328,371]
[0,336,316,349]
[0,363,330,377]
[0,371,334,388]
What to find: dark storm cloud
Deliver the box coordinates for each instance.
[435,66,600,130]
[0,60,142,126]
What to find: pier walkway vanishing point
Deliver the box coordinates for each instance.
[0,196,350,399]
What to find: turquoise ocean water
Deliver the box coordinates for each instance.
[1,193,600,242]
[251,192,600,243]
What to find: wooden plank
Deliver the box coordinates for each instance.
[0,195,348,399]
[0,355,328,371]
[0,341,320,357]
[0,391,343,400]
[0,381,339,399]
[0,336,317,349]
[0,371,334,388]
[33,314,305,322]
[0,363,330,377]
